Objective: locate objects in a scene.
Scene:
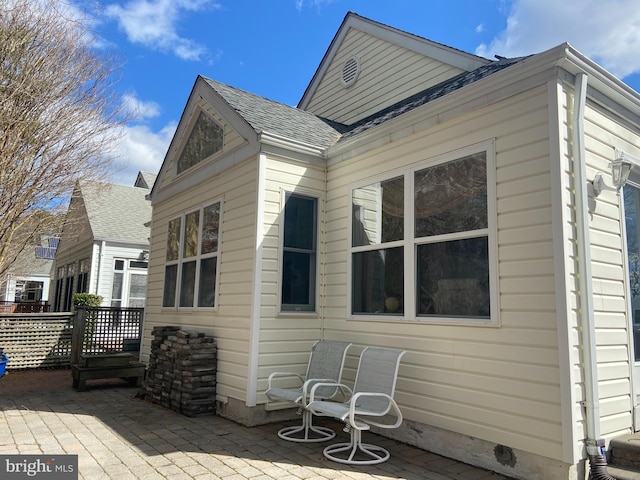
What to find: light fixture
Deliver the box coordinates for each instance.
[592,150,633,196]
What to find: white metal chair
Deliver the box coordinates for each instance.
[307,347,406,465]
[265,340,352,442]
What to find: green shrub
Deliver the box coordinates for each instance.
[73,293,103,307]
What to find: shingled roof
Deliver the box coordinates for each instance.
[201,55,525,153]
[80,182,152,244]
[202,77,345,150]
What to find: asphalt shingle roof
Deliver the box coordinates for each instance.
[201,56,526,153]
[80,182,152,244]
[202,77,345,149]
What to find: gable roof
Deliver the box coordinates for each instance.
[135,171,157,189]
[80,182,151,244]
[298,12,490,111]
[201,77,343,149]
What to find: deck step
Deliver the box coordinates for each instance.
[606,465,640,480]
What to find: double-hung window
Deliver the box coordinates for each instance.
[281,192,317,312]
[350,144,496,323]
[163,201,221,308]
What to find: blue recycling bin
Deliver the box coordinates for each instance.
[0,354,8,377]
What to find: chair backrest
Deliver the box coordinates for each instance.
[352,347,405,414]
[305,340,352,398]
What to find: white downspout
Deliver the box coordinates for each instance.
[573,72,604,456]
[95,241,106,299]
[246,153,266,407]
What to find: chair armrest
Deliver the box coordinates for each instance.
[349,392,403,429]
[309,381,353,403]
[300,378,344,403]
[267,371,304,390]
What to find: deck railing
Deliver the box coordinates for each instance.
[0,307,144,370]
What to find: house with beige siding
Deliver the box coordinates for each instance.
[144,12,640,479]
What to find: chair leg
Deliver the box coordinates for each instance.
[323,427,390,465]
[277,409,336,443]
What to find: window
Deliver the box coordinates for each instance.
[111,260,125,308]
[54,266,65,311]
[63,263,76,311]
[350,145,496,323]
[281,193,317,312]
[112,259,148,308]
[163,201,221,308]
[352,176,404,314]
[77,259,90,293]
[177,111,223,174]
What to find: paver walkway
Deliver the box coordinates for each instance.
[0,369,512,480]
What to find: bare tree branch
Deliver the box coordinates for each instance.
[0,0,128,275]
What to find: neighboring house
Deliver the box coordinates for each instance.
[0,236,58,311]
[51,172,155,311]
[143,12,640,480]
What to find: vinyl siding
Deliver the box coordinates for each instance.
[93,243,148,305]
[144,158,258,403]
[579,94,637,440]
[323,85,566,460]
[254,156,326,402]
[305,28,465,125]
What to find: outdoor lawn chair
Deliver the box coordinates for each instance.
[307,346,406,465]
[265,340,352,442]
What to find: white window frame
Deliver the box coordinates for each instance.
[163,199,223,310]
[347,140,499,325]
[278,189,319,314]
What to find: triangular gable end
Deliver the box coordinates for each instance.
[150,76,259,205]
[298,12,490,125]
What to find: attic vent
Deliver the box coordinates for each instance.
[341,56,360,87]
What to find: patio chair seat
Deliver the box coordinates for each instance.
[307,347,406,465]
[265,340,352,443]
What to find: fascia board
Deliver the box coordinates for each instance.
[258,131,327,158]
[557,46,640,127]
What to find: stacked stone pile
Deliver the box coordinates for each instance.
[145,326,217,417]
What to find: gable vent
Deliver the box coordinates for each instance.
[341,56,360,87]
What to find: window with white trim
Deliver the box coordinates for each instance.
[163,201,221,308]
[281,192,317,312]
[350,145,496,323]
[177,111,223,174]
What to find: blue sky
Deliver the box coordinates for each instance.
[70,0,640,185]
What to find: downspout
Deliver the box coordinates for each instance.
[572,72,615,479]
[95,241,106,297]
[246,153,266,407]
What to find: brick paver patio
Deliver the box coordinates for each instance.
[0,369,512,479]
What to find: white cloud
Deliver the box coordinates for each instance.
[104,0,221,61]
[295,0,336,12]
[114,120,177,186]
[477,0,640,79]
[122,93,161,120]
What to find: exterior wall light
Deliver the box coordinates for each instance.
[592,150,633,196]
